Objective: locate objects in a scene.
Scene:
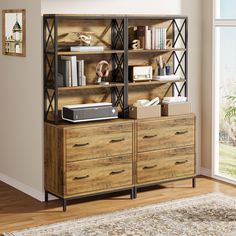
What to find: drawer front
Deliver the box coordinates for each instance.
[66,123,133,162]
[137,116,194,153]
[137,146,195,184]
[66,155,132,196]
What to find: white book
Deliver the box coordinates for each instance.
[71,46,104,52]
[71,56,78,87]
[151,27,156,50]
[68,60,72,87]
[155,28,160,49]
[145,27,151,50]
[81,60,86,86]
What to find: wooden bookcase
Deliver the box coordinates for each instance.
[43,14,188,123]
[43,15,195,212]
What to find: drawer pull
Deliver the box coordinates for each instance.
[73,175,90,180]
[143,165,157,170]
[73,143,89,148]
[110,138,125,143]
[143,135,157,139]
[110,170,125,175]
[175,160,188,165]
[175,131,188,135]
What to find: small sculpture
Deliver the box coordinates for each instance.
[131,39,141,50]
[76,33,92,46]
[96,60,110,85]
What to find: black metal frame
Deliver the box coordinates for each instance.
[45,187,136,212]
[45,176,196,211]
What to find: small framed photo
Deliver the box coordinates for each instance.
[2,9,26,57]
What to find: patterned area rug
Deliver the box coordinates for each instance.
[3,193,236,236]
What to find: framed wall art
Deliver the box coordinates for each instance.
[2,9,26,57]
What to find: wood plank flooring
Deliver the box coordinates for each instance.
[0,176,235,234]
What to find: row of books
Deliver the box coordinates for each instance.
[58,56,86,87]
[136,26,167,50]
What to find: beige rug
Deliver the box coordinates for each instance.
[3,193,236,236]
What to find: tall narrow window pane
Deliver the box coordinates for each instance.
[217,0,236,19]
[217,27,236,180]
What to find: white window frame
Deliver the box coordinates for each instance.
[212,0,236,185]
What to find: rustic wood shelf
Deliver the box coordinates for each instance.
[129,79,186,86]
[58,83,124,91]
[128,48,186,53]
[55,50,125,56]
[57,79,185,91]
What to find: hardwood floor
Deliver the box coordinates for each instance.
[0,176,235,234]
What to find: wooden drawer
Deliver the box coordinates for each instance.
[137,116,194,153]
[66,123,133,162]
[137,146,195,184]
[66,155,132,196]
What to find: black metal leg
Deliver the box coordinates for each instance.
[45,191,48,202]
[62,199,67,212]
[192,177,196,188]
[131,187,137,199]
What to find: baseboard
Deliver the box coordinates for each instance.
[0,172,45,202]
[200,168,212,177]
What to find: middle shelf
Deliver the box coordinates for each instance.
[57,79,186,91]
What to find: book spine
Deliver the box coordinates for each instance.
[71,56,78,87]
[137,26,146,49]
[151,27,155,50]
[163,28,166,49]
[145,27,151,50]
[81,60,86,86]
[77,61,80,86]
[68,60,72,87]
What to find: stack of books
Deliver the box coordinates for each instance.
[58,56,86,87]
[132,26,167,50]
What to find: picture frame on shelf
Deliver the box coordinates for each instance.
[2,9,26,57]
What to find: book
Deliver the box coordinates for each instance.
[153,27,167,49]
[60,56,78,87]
[152,75,180,81]
[151,27,156,50]
[137,26,146,49]
[145,27,151,50]
[58,58,71,87]
[77,60,86,86]
[71,56,78,87]
[70,46,104,52]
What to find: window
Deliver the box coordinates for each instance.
[213,0,236,183]
[216,0,236,19]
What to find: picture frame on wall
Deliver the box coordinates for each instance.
[2,9,26,57]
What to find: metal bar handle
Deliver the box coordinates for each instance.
[73,143,89,148]
[143,165,157,170]
[175,131,188,135]
[110,170,125,175]
[110,138,125,143]
[143,135,157,139]
[73,175,90,180]
[175,160,188,165]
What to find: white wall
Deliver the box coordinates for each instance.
[41,0,182,15]
[201,0,213,173]
[0,0,44,200]
[181,0,202,174]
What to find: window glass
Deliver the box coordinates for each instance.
[216,27,236,180]
[217,0,236,19]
